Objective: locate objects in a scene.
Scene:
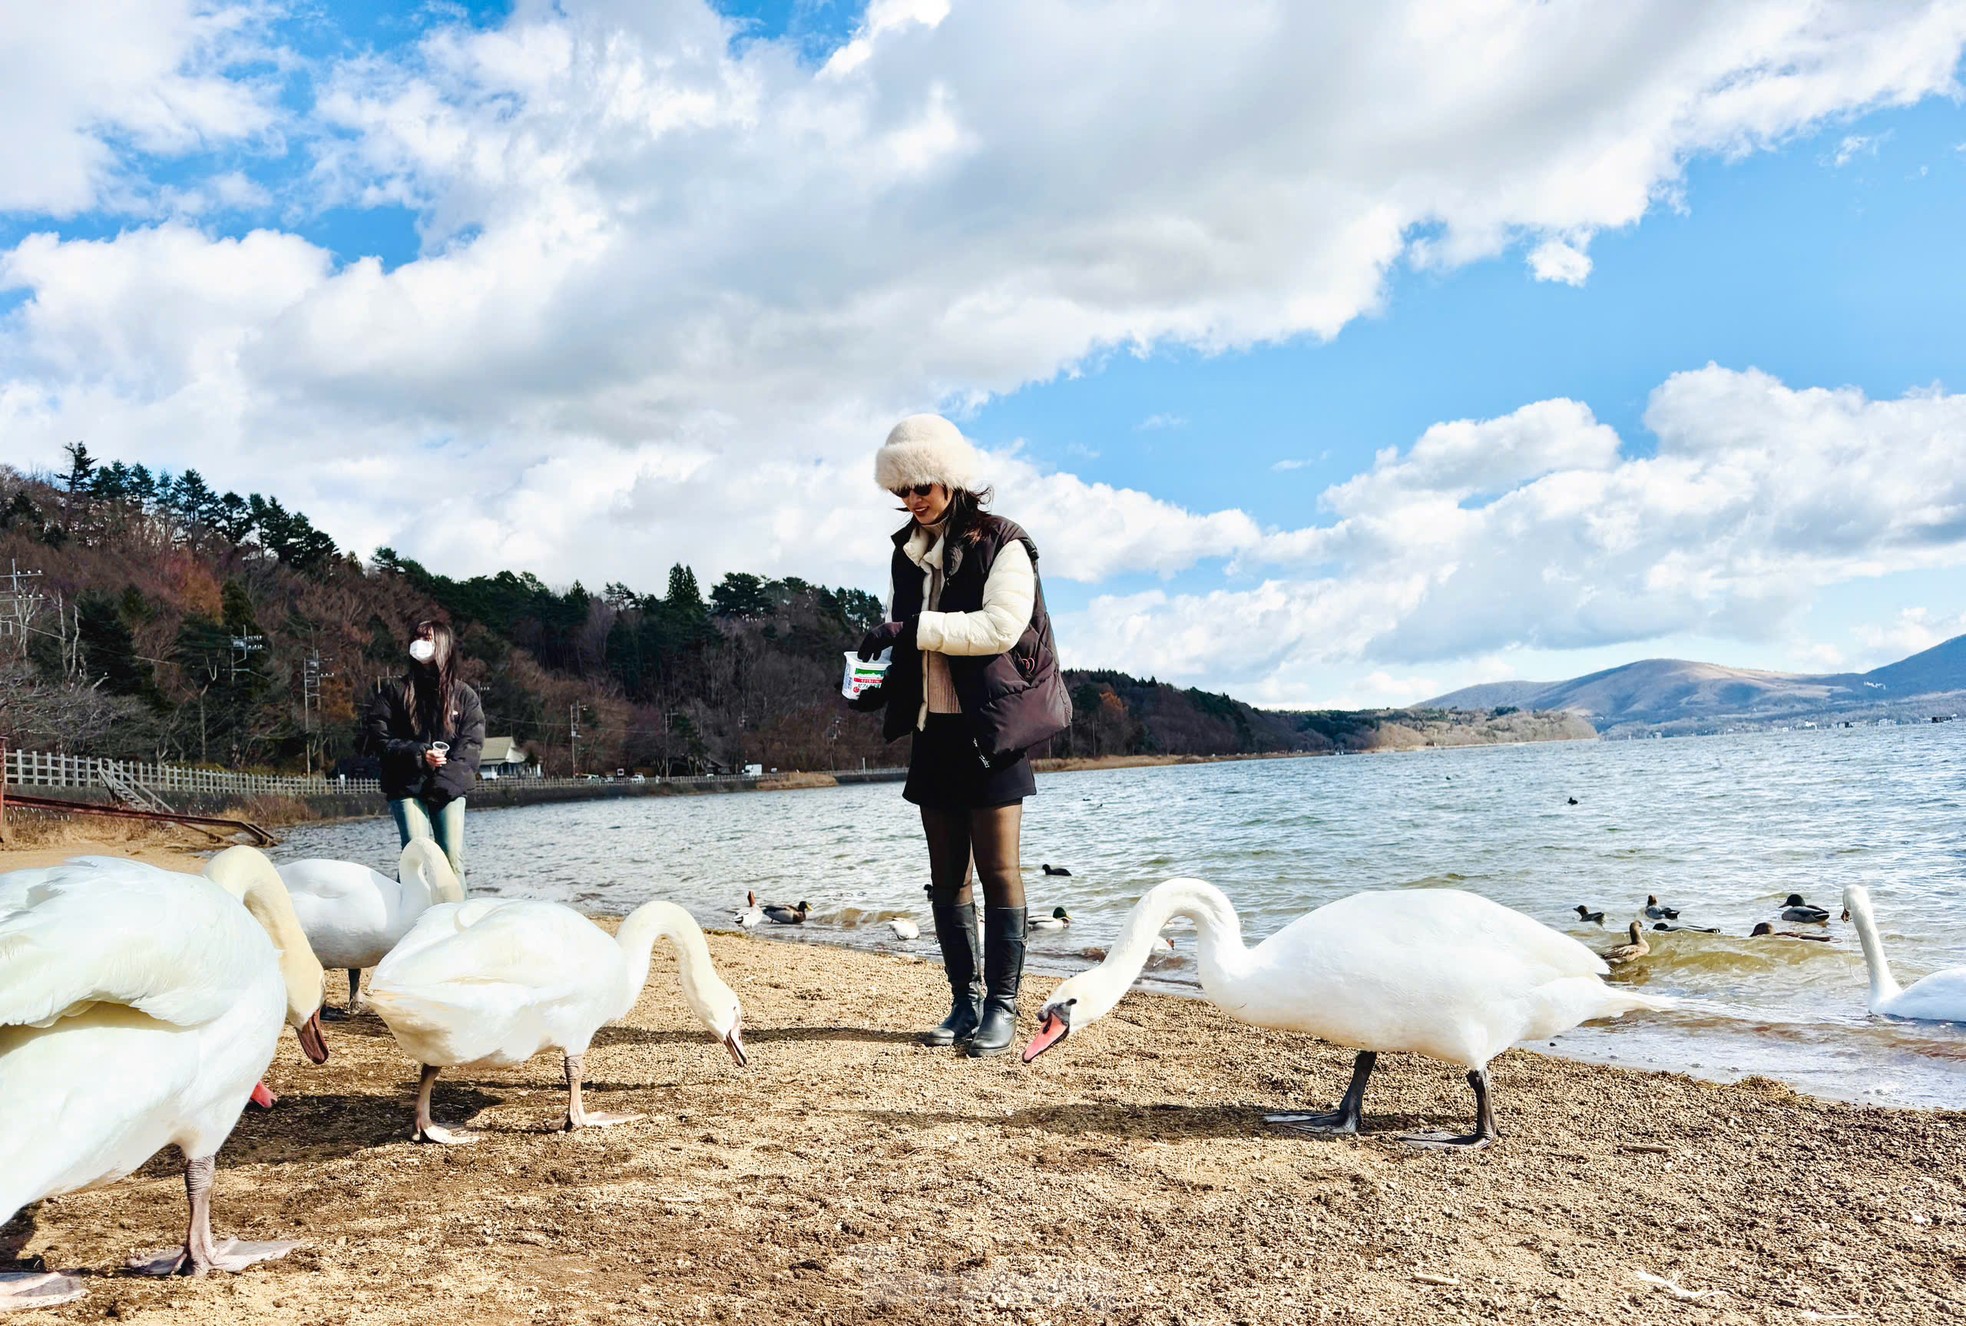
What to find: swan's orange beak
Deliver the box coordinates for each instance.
[249,1081,277,1109]
[1022,1011,1069,1063]
[295,1009,329,1064]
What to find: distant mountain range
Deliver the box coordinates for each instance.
[1420,634,1966,734]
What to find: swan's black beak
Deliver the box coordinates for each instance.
[1840,908,1850,922]
[1022,1007,1070,1063]
[295,1008,329,1064]
[723,1026,749,1068]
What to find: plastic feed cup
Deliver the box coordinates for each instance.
[843,651,890,699]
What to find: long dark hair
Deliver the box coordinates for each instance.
[942,485,995,550]
[403,618,458,738]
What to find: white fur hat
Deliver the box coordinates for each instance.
[874,414,980,492]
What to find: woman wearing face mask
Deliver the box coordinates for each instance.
[363,619,484,880]
[854,415,1072,1057]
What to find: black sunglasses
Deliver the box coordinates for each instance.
[890,483,937,499]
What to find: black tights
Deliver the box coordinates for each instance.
[921,804,1025,910]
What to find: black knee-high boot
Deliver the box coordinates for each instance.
[966,906,1027,1057]
[923,901,984,1046]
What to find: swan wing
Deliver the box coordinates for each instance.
[280,859,401,967]
[0,861,270,1030]
[369,900,617,1063]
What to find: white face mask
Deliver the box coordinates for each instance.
[409,638,437,664]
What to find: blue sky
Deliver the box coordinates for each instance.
[2,1,1964,706]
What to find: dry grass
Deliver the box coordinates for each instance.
[755,771,840,791]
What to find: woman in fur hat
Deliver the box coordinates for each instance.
[855,415,1073,1056]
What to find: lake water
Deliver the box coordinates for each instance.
[276,723,1966,1109]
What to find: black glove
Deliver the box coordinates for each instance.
[857,616,917,661]
[847,684,887,713]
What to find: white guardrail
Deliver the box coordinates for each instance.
[2,748,793,799]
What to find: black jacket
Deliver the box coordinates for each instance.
[363,679,485,805]
[878,514,1071,763]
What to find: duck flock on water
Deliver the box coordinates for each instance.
[3,847,1964,1312]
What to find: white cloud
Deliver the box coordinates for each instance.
[1054,368,1966,698]
[1136,413,1186,432]
[1,0,1965,705]
[1527,237,1593,285]
[1854,607,1966,661]
[0,2,281,216]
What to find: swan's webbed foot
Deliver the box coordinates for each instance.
[1396,1129,1493,1151]
[563,1110,644,1132]
[561,1052,643,1132]
[1263,1108,1360,1136]
[0,1270,86,1311]
[1263,1050,1376,1138]
[126,1153,298,1279]
[1398,1068,1498,1151]
[413,1064,478,1145]
[319,1006,352,1022]
[414,1122,480,1146]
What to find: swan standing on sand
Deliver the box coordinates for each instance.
[369,898,747,1145]
[1021,880,1669,1148]
[280,839,463,1018]
[0,850,328,1309]
[1841,885,1966,1022]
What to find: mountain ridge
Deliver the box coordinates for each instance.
[1420,634,1966,732]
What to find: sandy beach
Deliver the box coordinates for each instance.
[4,836,1964,1325]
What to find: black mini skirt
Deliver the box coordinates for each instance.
[903,714,1036,810]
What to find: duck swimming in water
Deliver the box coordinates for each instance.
[1029,906,1071,930]
[1042,864,1072,877]
[1651,922,1718,933]
[1574,906,1605,925]
[1779,894,1831,923]
[887,917,920,940]
[1749,922,1831,943]
[1642,896,1679,921]
[763,900,809,925]
[1602,921,1651,966]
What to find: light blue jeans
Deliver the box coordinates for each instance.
[389,797,466,883]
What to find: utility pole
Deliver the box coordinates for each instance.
[569,701,581,777]
[229,634,265,684]
[301,652,330,775]
[0,560,45,654]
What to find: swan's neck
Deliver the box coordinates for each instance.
[1088,879,1253,1011]
[205,848,326,1024]
[614,901,716,1015]
[1847,895,1902,1005]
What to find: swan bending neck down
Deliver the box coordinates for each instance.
[1022,879,1670,1149]
[1842,885,1966,1022]
[369,897,746,1146]
[0,848,327,1310]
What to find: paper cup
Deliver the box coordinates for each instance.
[842,651,890,699]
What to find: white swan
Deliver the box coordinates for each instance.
[281,839,463,1018]
[887,917,920,940]
[1021,879,1671,1148]
[1841,885,1966,1023]
[0,849,327,1309]
[368,897,747,1145]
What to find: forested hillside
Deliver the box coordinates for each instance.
[0,451,1584,774]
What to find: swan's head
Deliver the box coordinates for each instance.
[399,838,464,903]
[1021,968,1125,1064]
[1840,883,1869,925]
[205,847,330,1064]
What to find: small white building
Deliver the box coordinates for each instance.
[479,736,539,780]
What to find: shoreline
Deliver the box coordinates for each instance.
[6,836,1964,1324]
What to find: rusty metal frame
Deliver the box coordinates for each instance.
[0,744,276,847]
